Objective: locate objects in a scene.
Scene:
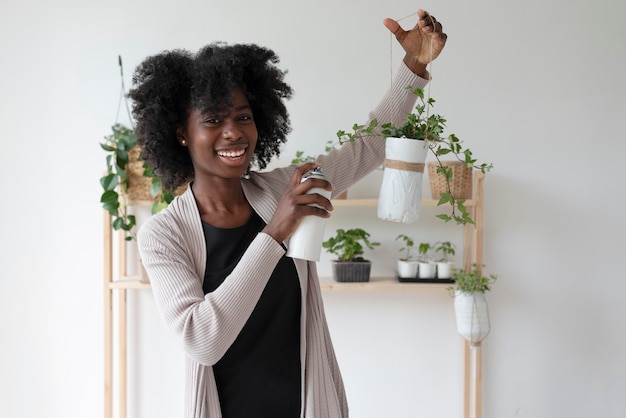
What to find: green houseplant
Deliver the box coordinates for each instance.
[417,241,436,279]
[395,234,419,278]
[447,263,497,294]
[323,228,380,282]
[99,124,176,240]
[337,86,493,225]
[434,240,456,279]
[100,56,176,240]
[448,264,498,344]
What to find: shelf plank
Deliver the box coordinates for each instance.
[332,198,477,207]
[320,276,451,290]
[109,277,151,289]
[108,275,449,291]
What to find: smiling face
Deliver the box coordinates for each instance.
[178,90,258,182]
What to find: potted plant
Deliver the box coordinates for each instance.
[337,86,493,225]
[395,234,419,279]
[416,242,436,279]
[100,56,180,240]
[447,264,498,344]
[322,228,380,282]
[434,240,456,279]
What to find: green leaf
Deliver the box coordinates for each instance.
[150,178,163,198]
[101,200,120,213]
[100,190,119,203]
[100,173,118,191]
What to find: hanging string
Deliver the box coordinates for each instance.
[115,55,135,130]
[389,11,434,143]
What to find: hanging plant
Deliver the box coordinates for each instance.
[99,56,176,240]
[337,86,493,225]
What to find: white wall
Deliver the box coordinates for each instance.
[1,0,625,417]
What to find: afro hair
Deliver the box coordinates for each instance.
[128,42,293,190]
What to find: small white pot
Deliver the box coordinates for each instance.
[378,137,429,224]
[418,261,437,279]
[454,291,491,344]
[397,259,419,278]
[436,261,454,279]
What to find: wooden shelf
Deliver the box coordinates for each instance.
[320,276,450,290]
[104,170,485,418]
[332,198,477,207]
[109,277,151,289]
[108,276,451,291]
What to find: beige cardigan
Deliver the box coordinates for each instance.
[138,64,426,418]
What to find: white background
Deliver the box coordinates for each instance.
[1,0,625,417]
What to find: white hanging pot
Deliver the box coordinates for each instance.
[454,291,491,344]
[378,137,429,223]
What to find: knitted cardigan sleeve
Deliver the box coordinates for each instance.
[137,190,287,366]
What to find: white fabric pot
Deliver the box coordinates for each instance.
[454,291,491,343]
[397,260,419,278]
[436,261,454,279]
[378,137,429,224]
[418,262,437,279]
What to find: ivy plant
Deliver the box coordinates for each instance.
[336,86,493,225]
[99,124,174,240]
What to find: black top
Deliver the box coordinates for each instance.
[202,211,301,418]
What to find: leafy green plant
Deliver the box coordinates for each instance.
[100,55,174,240]
[99,124,175,240]
[447,264,498,294]
[323,228,380,262]
[417,242,433,262]
[336,86,493,225]
[395,234,416,261]
[435,241,456,262]
[100,124,138,238]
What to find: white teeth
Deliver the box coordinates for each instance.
[217,149,245,158]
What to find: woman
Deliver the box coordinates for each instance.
[131,9,447,418]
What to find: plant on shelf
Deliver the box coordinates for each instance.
[336,86,493,225]
[395,234,419,278]
[396,234,416,261]
[448,264,498,344]
[323,228,380,282]
[434,240,456,279]
[417,242,436,279]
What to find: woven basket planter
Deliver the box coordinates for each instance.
[125,146,153,201]
[124,146,187,201]
[331,260,372,283]
[428,161,473,199]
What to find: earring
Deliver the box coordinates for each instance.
[181,140,187,146]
